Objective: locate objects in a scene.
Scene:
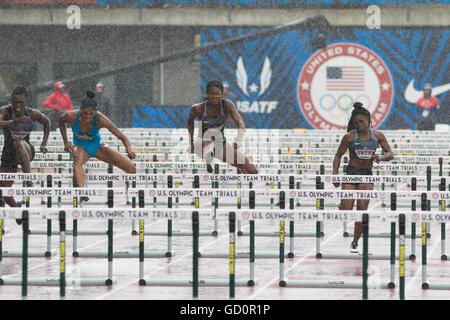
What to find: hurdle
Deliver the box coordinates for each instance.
[216,208,393,296]
[0,188,57,258]
[218,207,444,297]
[137,209,254,290]
[0,209,117,299]
[72,188,172,259]
[0,174,119,237]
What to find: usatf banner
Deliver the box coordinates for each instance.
[200,27,449,130]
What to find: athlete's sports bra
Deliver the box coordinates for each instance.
[72,109,102,157]
[5,105,34,141]
[200,99,228,135]
[348,129,379,160]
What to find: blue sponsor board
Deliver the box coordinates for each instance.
[132,27,449,129]
[200,27,449,130]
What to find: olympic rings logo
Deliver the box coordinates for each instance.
[318,94,372,120]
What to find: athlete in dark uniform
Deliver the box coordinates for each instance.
[0,86,50,223]
[333,102,394,252]
[187,80,258,174]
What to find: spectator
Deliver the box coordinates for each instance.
[95,82,110,113]
[416,83,440,131]
[43,81,73,130]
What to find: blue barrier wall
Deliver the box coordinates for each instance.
[132,27,449,130]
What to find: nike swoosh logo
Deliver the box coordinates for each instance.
[404,79,450,103]
[354,142,361,145]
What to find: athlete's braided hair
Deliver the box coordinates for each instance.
[347,102,371,132]
[11,86,28,97]
[81,90,98,110]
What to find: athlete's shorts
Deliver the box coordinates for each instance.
[1,142,35,169]
[343,165,373,186]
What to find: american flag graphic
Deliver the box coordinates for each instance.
[326,66,365,91]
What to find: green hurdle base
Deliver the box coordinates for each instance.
[316,252,401,260]
[29,229,110,236]
[73,250,174,258]
[423,282,450,290]
[199,251,294,259]
[344,232,430,239]
[237,230,317,237]
[280,279,391,289]
[143,230,220,237]
[3,249,57,258]
[140,278,253,287]
[0,277,117,286]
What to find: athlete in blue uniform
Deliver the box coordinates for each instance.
[59,91,136,199]
[0,86,50,223]
[187,80,257,174]
[333,102,394,252]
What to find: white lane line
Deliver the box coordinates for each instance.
[247,227,342,300]
[94,223,245,300]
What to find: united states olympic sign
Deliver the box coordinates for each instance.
[297,43,394,130]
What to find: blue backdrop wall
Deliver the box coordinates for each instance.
[133,27,449,129]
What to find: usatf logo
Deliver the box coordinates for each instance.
[8,190,14,196]
[235,56,279,114]
[297,43,394,130]
[149,190,156,197]
[242,211,250,220]
[72,210,80,219]
[432,193,439,200]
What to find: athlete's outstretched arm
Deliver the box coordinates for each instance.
[332,133,352,187]
[31,109,51,153]
[0,107,18,128]
[226,102,245,147]
[187,105,199,152]
[98,112,136,160]
[59,111,76,152]
[373,131,394,163]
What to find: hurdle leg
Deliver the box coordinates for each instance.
[192,212,199,298]
[248,220,255,286]
[131,181,138,235]
[315,221,322,258]
[399,214,406,300]
[279,221,286,287]
[410,222,416,260]
[106,219,114,286]
[229,212,236,299]
[288,221,295,258]
[72,197,79,257]
[138,219,145,285]
[59,211,66,299]
[388,222,396,288]
[131,220,137,236]
[422,222,429,289]
[46,219,52,257]
[362,214,369,300]
[343,222,349,237]
[441,223,447,260]
[46,176,52,257]
[21,211,29,299]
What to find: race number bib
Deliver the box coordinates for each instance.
[355,148,375,160]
